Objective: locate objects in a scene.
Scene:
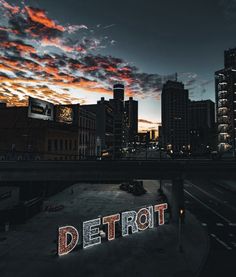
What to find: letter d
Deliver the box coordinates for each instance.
[58,226,79,256]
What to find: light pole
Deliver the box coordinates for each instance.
[178,208,184,253]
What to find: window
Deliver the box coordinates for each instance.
[69,140,72,151]
[65,140,68,150]
[48,140,52,151]
[74,140,77,150]
[60,139,63,151]
[54,139,58,151]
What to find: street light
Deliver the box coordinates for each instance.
[178,208,185,253]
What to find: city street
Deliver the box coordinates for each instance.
[183,179,236,276]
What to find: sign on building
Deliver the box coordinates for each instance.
[55,105,74,125]
[28,97,54,121]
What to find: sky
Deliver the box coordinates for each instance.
[0,0,236,132]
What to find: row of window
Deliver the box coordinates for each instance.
[48,138,96,152]
[48,139,77,152]
[79,117,95,129]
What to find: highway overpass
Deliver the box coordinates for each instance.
[1,159,234,222]
[0,160,235,182]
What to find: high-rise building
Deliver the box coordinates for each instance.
[161,80,189,153]
[84,85,138,159]
[215,47,236,153]
[224,48,236,68]
[158,125,163,146]
[189,100,215,153]
[109,84,126,159]
[83,97,114,156]
[150,130,156,141]
[125,97,138,143]
[113,83,125,101]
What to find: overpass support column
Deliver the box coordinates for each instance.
[171,177,184,224]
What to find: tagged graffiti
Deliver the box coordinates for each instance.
[58,203,168,256]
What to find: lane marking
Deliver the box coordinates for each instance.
[186,181,236,213]
[201,223,207,227]
[210,233,232,250]
[232,242,236,247]
[214,188,224,194]
[216,223,224,227]
[184,189,231,223]
[229,223,236,226]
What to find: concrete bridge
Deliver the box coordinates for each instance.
[0,159,234,182]
[0,159,234,222]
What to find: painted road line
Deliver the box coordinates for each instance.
[232,242,236,247]
[229,223,236,227]
[186,181,236,213]
[184,189,231,223]
[214,188,224,194]
[201,223,207,227]
[216,223,224,227]
[210,234,232,250]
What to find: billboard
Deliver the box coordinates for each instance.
[55,105,74,125]
[28,97,54,121]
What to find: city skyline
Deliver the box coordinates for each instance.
[1,2,236,277]
[0,0,236,132]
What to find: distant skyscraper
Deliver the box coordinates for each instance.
[110,84,126,158]
[215,47,236,153]
[224,48,236,68]
[113,84,125,101]
[189,100,215,153]
[151,130,156,141]
[125,97,138,143]
[161,80,189,153]
[83,97,114,155]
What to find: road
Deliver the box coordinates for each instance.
[184,179,236,276]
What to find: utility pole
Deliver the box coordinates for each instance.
[178,208,185,253]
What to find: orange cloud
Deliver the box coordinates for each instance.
[25,6,65,32]
[0,0,20,14]
[0,41,36,54]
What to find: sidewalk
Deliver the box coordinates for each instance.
[0,181,209,277]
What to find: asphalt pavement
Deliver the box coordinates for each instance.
[0,181,208,277]
[183,179,236,276]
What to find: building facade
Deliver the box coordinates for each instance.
[125,97,138,144]
[0,101,96,160]
[189,100,215,153]
[83,97,114,157]
[161,80,189,153]
[109,84,127,159]
[215,48,236,153]
[77,107,96,159]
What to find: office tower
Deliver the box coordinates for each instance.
[161,80,189,153]
[151,130,156,141]
[109,84,126,159]
[189,100,215,153]
[215,47,236,153]
[83,97,114,156]
[224,48,236,68]
[125,97,138,144]
[158,125,163,147]
[113,83,125,101]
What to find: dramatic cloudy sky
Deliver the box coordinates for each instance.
[0,0,236,132]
